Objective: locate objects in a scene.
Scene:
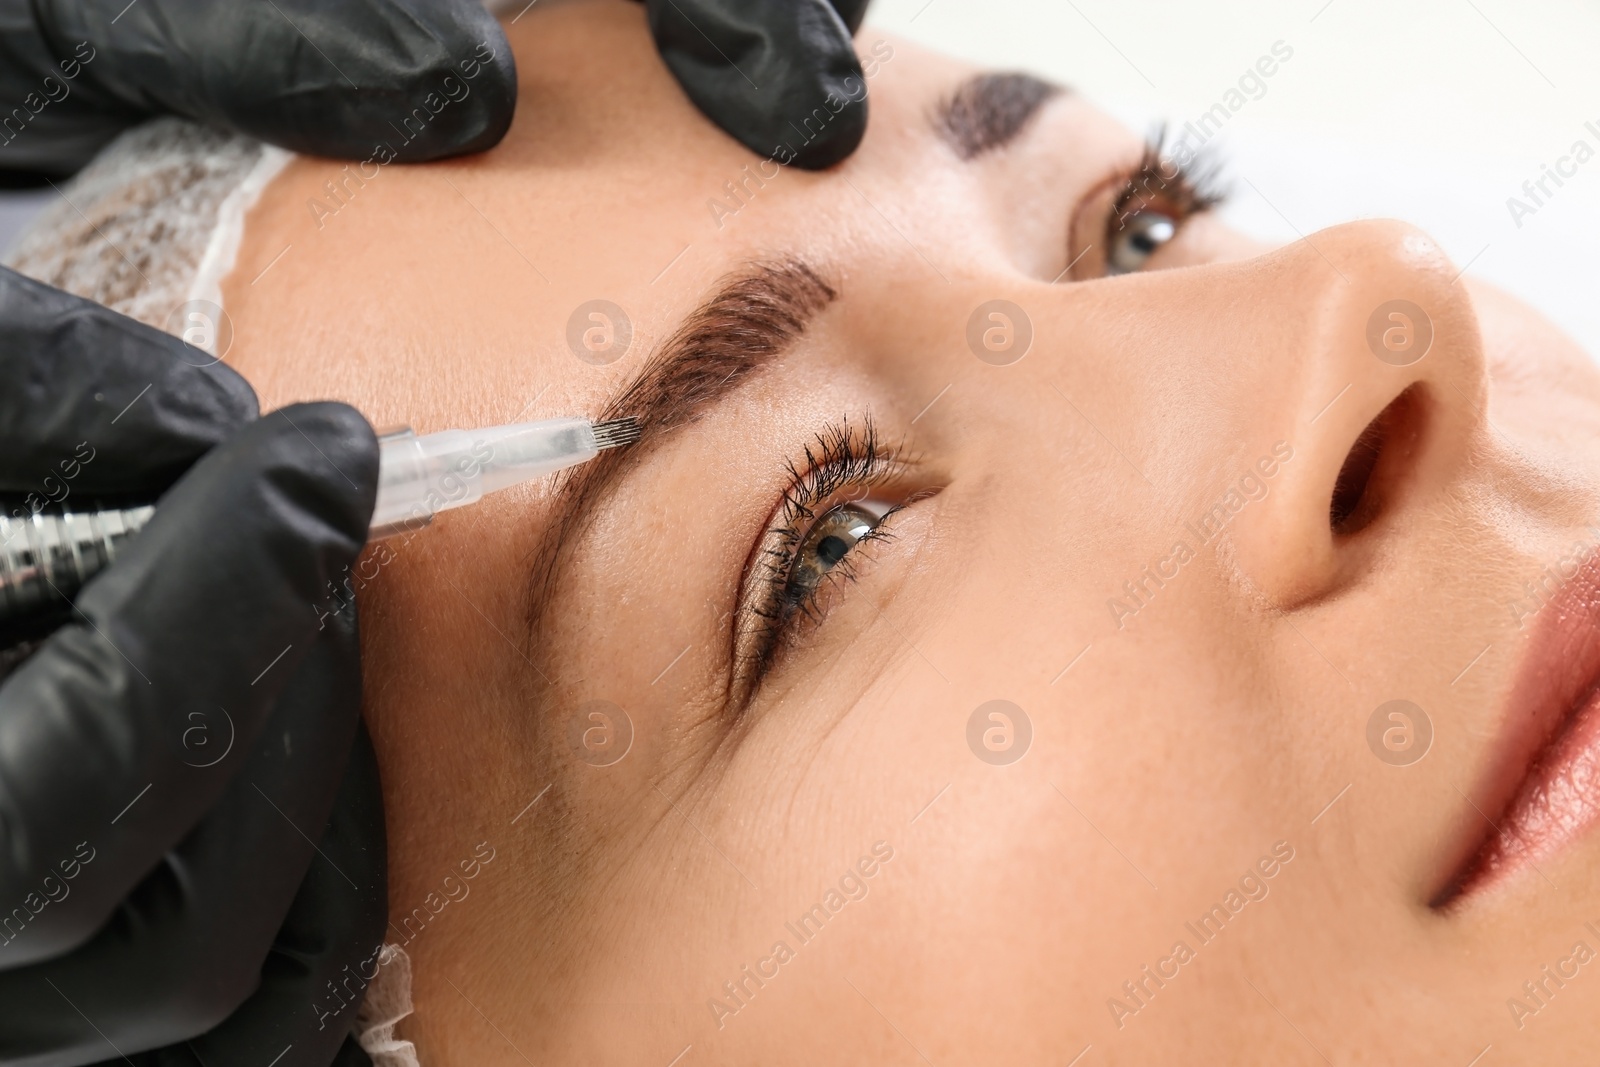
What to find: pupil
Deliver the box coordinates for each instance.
[814,534,850,568]
[1131,232,1157,254]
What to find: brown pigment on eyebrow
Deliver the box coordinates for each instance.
[601,260,837,436]
[939,72,1064,160]
[519,259,838,660]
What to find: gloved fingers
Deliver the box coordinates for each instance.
[17,0,515,172]
[0,1,133,178]
[0,619,369,1064]
[828,0,871,34]
[645,0,869,170]
[78,728,385,1067]
[0,402,376,959]
[184,723,387,1067]
[0,268,258,500]
[328,1036,378,1067]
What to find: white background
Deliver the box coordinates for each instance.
[4,0,1596,355]
[870,0,1600,356]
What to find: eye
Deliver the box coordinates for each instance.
[782,501,888,608]
[1107,211,1178,275]
[731,417,918,708]
[1064,131,1227,282]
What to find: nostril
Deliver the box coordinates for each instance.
[1330,420,1383,532]
[1330,385,1426,536]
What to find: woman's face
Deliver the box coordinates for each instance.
[225,2,1600,1062]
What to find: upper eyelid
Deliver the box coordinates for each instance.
[776,458,912,527]
[769,420,899,520]
[1065,134,1227,279]
[1114,156,1226,222]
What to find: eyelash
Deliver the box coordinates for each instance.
[1113,129,1227,229]
[1073,127,1228,274]
[739,417,903,688]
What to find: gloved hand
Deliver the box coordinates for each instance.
[0,269,385,1067]
[0,0,518,178]
[0,4,498,1065]
[0,4,874,1066]
[0,0,873,181]
[644,0,872,169]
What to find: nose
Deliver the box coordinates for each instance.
[1220,220,1489,606]
[1015,219,1490,609]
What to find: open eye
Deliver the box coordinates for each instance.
[783,501,888,606]
[731,417,940,710]
[1064,132,1226,282]
[1107,211,1178,275]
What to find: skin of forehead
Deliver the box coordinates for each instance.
[222,4,1127,424]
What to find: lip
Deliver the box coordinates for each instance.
[1434,545,1600,906]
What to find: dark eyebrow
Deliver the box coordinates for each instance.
[522,259,837,638]
[936,72,1065,160]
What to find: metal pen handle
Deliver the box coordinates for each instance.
[0,415,640,629]
[0,506,154,621]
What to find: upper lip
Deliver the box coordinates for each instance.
[1433,543,1600,906]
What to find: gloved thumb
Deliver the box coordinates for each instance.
[645,0,871,170]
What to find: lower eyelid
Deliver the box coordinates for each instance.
[791,518,895,615]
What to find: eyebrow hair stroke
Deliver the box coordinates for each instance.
[937,72,1065,159]
[522,259,838,639]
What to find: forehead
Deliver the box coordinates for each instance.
[222,5,1116,430]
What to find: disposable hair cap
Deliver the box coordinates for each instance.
[3,117,290,349]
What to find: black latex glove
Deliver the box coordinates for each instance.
[0,267,386,1067]
[0,0,517,179]
[645,0,872,170]
[0,0,873,182]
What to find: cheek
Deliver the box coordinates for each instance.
[1471,277,1600,393]
[1467,277,1600,464]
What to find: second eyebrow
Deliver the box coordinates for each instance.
[937,72,1066,160]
